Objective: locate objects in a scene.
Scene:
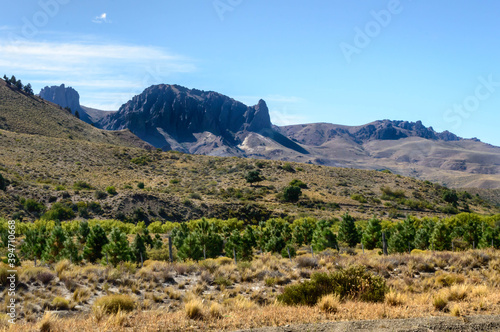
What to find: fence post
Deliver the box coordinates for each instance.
[310,245,314,257]
[361,243,364,254]
[233,247,237,265]
[287,247,292,262]
[168,235,173,263]
[203,245,206,260]
[408,241,411,254]
[140,252,143,268]
[382,232,388,256]
[452,242,454,252]
[473,241,476,250]
[34,257,37,267]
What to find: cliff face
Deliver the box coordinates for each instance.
[39,84,82,114]
[99,84,273,154]
[39,84,112,124]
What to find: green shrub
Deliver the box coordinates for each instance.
[289,179,307,189]
[51,297,70,310]
[214,276,232,287]
[188,193,202,200]
[23,198,46,214]
[131,156,151,165]
[42,203,75,221]
[282,185,302,203]
[73,181,92,190]
[93,294,135,314]
[277,265,386,306]
[137,182,145,189]
[0,173,7,190]
[282,162,295,172]
[351,194,367,203]
[105,186,117,196]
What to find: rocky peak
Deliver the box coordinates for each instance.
[98,84,274,150]
[39,84,81,113]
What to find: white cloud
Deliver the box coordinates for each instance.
[0,39,197,110]
[270,109,307,126]
[92,13,111,24]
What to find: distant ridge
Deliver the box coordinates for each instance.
[30,83,500,188]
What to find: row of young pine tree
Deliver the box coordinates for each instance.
[8,212,500,266]
[3,74,34,95]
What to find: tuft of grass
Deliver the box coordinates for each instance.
[451,304,461,317]
[39,312,57,332]
[51,297,70,310]
[93,294,135,314]
[185,299,204,319]
[385,291,407,306]
[433,295,448,311]
[209,302,223,319]
[317,294,340,314]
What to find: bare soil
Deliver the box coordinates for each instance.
[237,315,500,332]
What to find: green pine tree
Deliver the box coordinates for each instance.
[77,221,90,245]
[430,221,451,251]
[103,227,131,266]
[61,236,81,263]
[337,213,359,248]
[177,232,203,261]
[388,216,415,254]
[21,226,48,261]
[83,224,109,263]
[312,219,337,252]
[361,217,382,250]
[42,225,67,262]
[132,233,148,263]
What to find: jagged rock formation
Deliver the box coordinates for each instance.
[98,84,305,156]
[39,84,112,124]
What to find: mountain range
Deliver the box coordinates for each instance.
[38,83,500,189]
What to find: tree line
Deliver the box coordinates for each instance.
[3,74,34,95]
[1,212,499,267]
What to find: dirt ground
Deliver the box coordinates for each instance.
[236,315,500,332]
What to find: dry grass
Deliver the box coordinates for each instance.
[185,299,204,319]
[93,294,135,314]
[1,248,500,331]
[317,294,340,313]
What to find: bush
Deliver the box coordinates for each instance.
[23,198,46,214]
[51,297,70,310]
[38,271,56,285]
[289,179,307,189]
[282,163,295,172]
[351,194,367,203]
[93,294,135,314]
[105,186,117,196]
[94,190,107,200]
[295,254,318,268]
[73,181,92,190]
[277,265,386,306]
[0,173,7,191]
[42,203,75,221]
[282,185,302,203]
[137,182,145,189]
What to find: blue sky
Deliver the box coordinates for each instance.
[1,1,499,146]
